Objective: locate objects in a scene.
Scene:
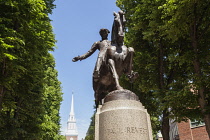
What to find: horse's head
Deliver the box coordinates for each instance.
[111,10,126,46]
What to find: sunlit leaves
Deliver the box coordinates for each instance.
[0,0,63,139]
[116,0,210,138]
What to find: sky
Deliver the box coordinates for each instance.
[50,0,120,139]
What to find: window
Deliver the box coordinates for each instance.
[190,120,205,128]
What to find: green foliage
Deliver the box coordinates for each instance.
[0,0,63,139]
[85,112,95,140]
[40,54,63,140]
[117,0,210,138]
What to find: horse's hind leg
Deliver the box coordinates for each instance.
[94,90,107,108]
[108,59,123,90]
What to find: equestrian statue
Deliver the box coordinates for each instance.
[72,11,138,107]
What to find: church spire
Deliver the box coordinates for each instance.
[66,92,78,140]
[70,92,74,116]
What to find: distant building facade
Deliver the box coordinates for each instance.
[157,87,209,140]
[65,93,78,140]
[157,119,209,140]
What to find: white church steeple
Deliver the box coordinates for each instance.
[65,92,78,140]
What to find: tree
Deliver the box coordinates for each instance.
[85,111,95,140]
[41,54,64,140]
[159,0,210,137]
[0,0,63,139]
[116,0,203,139]
[116,0,175,139]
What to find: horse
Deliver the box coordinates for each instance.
[93,11,138,107]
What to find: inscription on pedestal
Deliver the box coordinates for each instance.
[96,93,153,140]
[106,127,148,134]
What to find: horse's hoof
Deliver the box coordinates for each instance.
[133,72,139,79]
[127,71,139,83]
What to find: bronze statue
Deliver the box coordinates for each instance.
[72,28,111,81]
[73,11,138,106]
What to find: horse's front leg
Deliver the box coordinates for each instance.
[126,47,134,74]
[108,59,123,90]
[125,47,138,82]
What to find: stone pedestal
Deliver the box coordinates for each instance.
[95,90,153,140]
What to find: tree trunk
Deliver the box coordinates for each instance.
[193,54,210,138]
[158,42,164,90]
[158,42,170,140]
[0,86,5,111]
[191,22,210,137]
[0,58,6,111]
[161,109,170,140]
[14,97,20,119]
[203,114,210,138]
[193,55,210,138]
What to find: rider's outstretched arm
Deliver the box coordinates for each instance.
[79,42,98,60]
[72,42,98,62]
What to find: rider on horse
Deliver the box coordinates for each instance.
[72,11,138,107]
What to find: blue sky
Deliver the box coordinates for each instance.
[50,0,120,139]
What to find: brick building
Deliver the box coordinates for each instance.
[157,120,209,140]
